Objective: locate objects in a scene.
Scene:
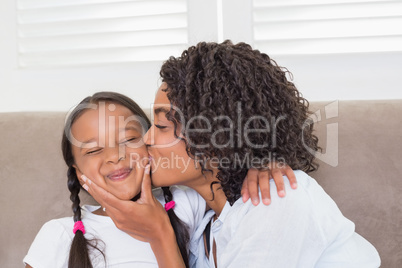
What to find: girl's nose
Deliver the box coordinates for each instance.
[105,146,125,163]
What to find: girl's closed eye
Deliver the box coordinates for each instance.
[120,137,140,144]
[86,148,103,155]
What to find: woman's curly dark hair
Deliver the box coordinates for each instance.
[160,40,319,205]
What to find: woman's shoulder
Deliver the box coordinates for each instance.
[230,170,317,213]
[225,170,352,236]
[171,185,203,201]
[217,170,380,267]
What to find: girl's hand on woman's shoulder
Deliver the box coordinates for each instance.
[241,162,297,206]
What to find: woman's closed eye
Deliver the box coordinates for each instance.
[154,124,167,129]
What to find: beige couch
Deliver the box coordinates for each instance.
[1,100,401,267]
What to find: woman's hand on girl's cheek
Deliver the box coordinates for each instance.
[240,163,297,206]
[81,165,171,243]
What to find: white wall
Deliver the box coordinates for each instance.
[1,0,401,113]
[0,0,163,112]
[221,0,402,103]
[274,52,402,102]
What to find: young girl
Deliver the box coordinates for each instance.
[84,41,381,267]
[23,92,195,268]
[24,92,294,268]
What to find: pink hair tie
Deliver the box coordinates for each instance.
[73,221,86,235]
[165,200,175,212]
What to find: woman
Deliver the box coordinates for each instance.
[84,41,381,267]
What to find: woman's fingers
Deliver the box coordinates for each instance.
[80,172,166,243]
[137,164,154,204]
[81,175,127,214]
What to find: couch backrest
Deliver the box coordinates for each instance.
[1,100,401,267]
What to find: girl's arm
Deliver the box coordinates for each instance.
[82,165,185,268]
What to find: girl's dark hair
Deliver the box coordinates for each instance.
[61,91,190,267]
[160,40,320,205]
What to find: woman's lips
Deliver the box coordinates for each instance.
[107,168,132,181]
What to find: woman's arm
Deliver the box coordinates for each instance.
[149,223,185,268]
[82,165,185,268]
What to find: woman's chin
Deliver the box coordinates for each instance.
[150,179,167,188]
[150,172,177,188]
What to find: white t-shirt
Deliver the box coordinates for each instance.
[190,170,381,268]
[23,186,206,268]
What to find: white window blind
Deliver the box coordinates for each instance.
[17,0,189,68]
[252,0,402,55]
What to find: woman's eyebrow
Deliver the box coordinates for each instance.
[154,107,170,115]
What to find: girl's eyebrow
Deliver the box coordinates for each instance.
[79,139,98,151]
[118,124,142,132]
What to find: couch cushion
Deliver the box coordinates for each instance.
[0,112,96,267]
[1,100,401,267]
[310,100,402,268]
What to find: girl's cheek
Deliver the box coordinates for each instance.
[128,145,148,157]
[79,156,102,174]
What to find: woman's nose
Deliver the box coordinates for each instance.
[143,127,154,146]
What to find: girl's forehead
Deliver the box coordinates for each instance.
[82,103,134,119]
[72,104,143,133]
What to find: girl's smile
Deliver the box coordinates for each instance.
[106,168,133,182]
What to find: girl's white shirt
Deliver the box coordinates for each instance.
[23,186,206,268]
